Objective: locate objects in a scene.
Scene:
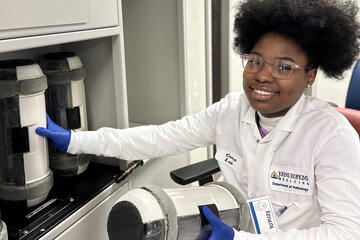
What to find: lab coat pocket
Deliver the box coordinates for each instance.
[215,149,244,172]
[271,197,320,229]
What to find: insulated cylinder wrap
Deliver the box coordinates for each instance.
[0,59,52,207]
[40,52,90,176]
[108,188,165,240]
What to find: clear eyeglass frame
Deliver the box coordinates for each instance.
[241,54,309,79]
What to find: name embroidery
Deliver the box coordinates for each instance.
[215,150,243,172]
[224,153,237,165]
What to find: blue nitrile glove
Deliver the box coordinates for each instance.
[202,206,235,240]
[36,114,71,151]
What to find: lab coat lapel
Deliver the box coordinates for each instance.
[261,95,308,193]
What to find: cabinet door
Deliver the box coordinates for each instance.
[0,0,89,31]
[0,0,119,40]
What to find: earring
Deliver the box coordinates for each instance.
[306,84,311,88]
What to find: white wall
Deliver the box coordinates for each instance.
[224,0,244,95]
[122,0,212,188]
[312,67,354,107]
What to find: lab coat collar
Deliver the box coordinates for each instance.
[242,94,306,133]
[243,99,257,126]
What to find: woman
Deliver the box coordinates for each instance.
[37,0,360,239]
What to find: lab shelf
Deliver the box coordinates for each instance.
[0,27,121,54]
[0,162,125,240]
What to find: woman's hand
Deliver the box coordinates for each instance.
[36,114,71,151]
[202,206,235,240]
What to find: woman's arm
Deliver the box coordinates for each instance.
[67,98,224,160]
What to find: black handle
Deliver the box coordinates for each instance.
[170,158,220,186]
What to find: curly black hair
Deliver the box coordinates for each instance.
[234,0,360,79]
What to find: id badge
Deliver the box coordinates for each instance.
[247,196,278,234]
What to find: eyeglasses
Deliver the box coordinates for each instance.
[241,54,309,79]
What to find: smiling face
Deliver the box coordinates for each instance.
[243,33,317,118]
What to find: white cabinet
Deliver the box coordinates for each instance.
[0,0,119,40]
[0,1,128,239]
[0,4,128,131]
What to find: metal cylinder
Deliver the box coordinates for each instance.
[40,52,91,176]
[107,182,253,240]
[0,59,53,207]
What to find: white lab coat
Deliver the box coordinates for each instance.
[68,93,360,240]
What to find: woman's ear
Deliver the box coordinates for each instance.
[306,68,317,88]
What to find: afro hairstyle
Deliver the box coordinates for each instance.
[233,0,360,79]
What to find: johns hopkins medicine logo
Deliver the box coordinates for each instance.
[277,170,309,183]
[270,168,311,195]
[271,171,279,179]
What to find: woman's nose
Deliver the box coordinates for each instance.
[255,62,274,83]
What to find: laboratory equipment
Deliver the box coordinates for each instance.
[39,52,91,176]
[107,182,252,240]
[0,210,7,240]
[0,59,53,207]
[0,221,7,240]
